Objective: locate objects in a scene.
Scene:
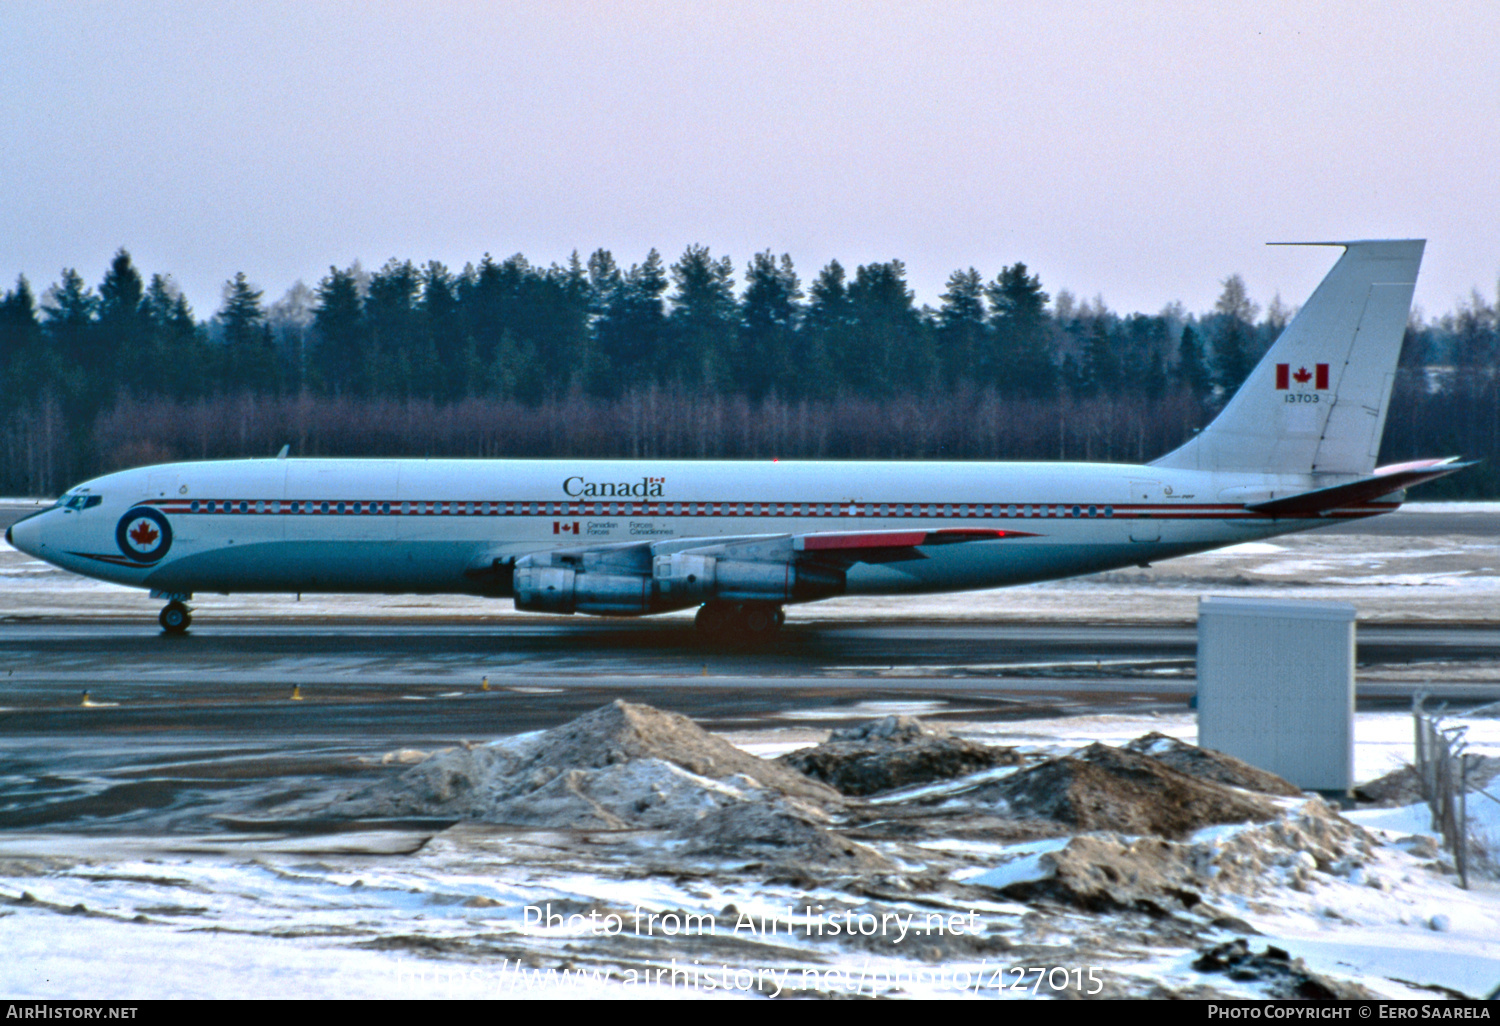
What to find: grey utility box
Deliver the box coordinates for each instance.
[1196,596,1356,792]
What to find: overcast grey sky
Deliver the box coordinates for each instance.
[2,0,1496,323]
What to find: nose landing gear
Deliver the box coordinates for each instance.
[154,593,193,635]
[159,602,192,634]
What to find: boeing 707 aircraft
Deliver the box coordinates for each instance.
[5,240,1469,638]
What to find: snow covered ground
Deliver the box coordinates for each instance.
[1,708,1497,1000]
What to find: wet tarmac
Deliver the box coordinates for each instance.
[1,617,1497,835]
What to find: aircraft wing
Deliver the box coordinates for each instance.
[1244,457,1475,518]
[484,525,1038,608]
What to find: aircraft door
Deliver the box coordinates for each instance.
[143,470,198,545]
[146,471,179,500]
[1128,479,1163,542]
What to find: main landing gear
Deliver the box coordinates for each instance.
[694,600,785,643]
[157,596,193,635]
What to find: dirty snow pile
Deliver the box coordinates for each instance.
[777,714,1021,796]
[281,703,1500,998]
[326,700,886,869]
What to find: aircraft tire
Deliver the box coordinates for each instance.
[694,601,735,636]
[695,601,783,642]
[159,602,191,635]
[738,602,782,638]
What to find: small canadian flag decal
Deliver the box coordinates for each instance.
[554,521,579,534]
[1276,363,1329,390]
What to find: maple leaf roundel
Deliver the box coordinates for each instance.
[116,507,173,563]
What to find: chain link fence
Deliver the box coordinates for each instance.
[1413,695,1500,889]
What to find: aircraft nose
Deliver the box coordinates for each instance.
[5,511,46,557]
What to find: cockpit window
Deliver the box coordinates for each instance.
[60,494,103,511]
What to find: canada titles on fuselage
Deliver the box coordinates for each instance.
[563,476,667,498]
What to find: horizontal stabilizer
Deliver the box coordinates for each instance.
[1244,457,1474,517]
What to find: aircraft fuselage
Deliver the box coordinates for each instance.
[7,456,1386,600]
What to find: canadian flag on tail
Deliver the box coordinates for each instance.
[1275,363,1329,390]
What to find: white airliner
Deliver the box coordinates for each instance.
[6,240,1468,637]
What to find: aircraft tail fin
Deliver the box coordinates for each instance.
[1152,240,1425,476]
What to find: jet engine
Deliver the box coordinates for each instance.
[512,563,661,616]
[651,552,844,605]
[510,548,845,616]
